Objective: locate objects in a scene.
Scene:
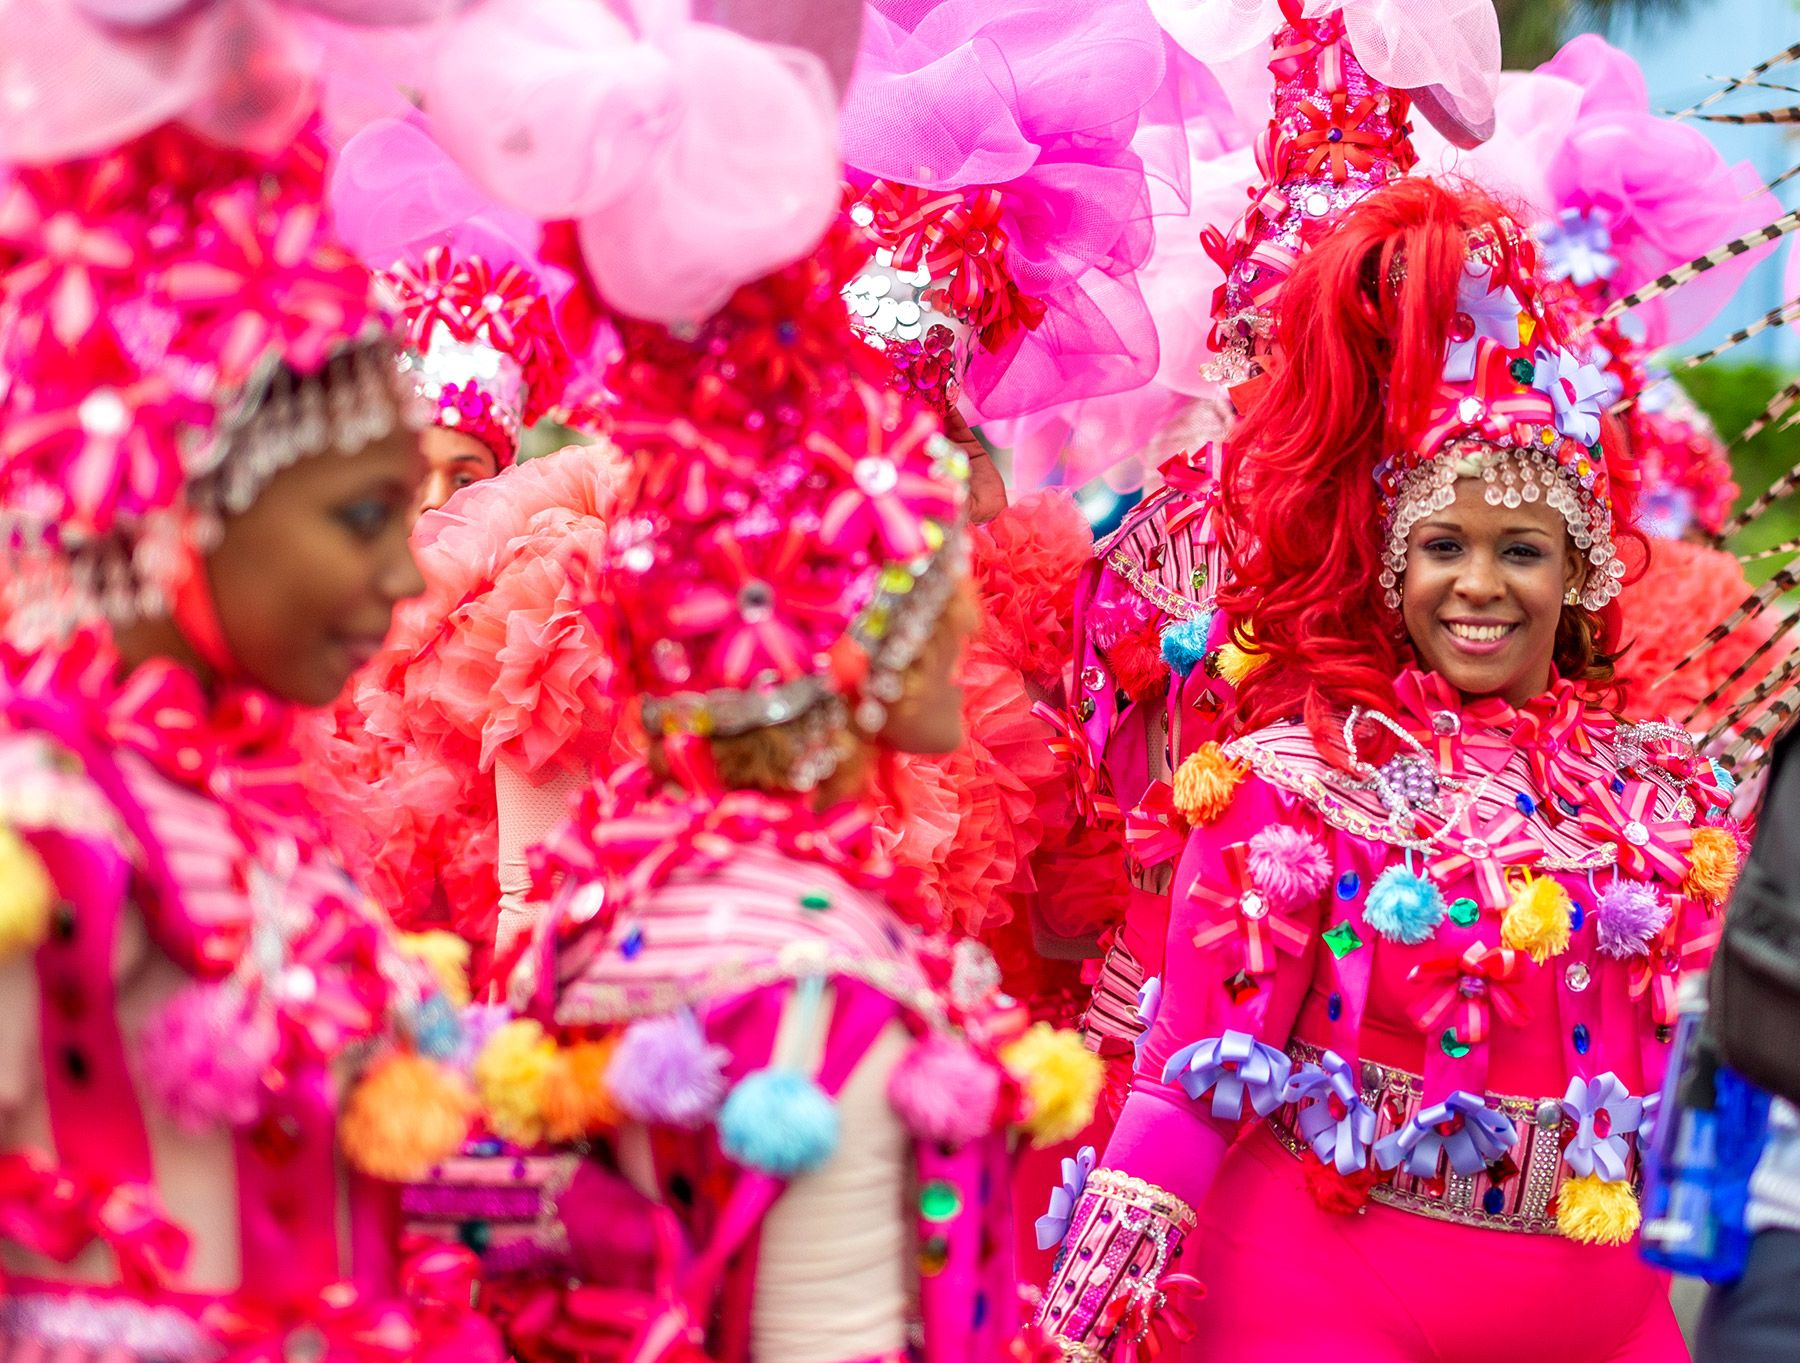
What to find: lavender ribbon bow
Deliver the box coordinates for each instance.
[1443,260,1524,383]
[1531,345,1611,446]
[1162,1031,1293,1122]
[1374,1091,1519,1178]
[1133,976,1163,1072]
[1562,1073,1644,1182]
[1539,206,1619,289]
[1034,1145,1096,1251]
[1283,1052,1376,1175]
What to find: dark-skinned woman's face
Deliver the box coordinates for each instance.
[205,425,426,706]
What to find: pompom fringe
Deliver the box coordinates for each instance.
[399,931,474,1008]
[0,825,53,960]
[138,983,279,1133]
[1362,867,1446,945]
[1159,612,1214,680]
[1555,1174,1641,1245]
[341,1052,476,1181]
[1501,875,1572,964]
[718,1068,840,1176]
[1246,826,1332,910]
[1171,743,1244,826]
[1594,880,1668,958]
[605,1010,730,1128]
[473,1019,557,1147]
[541,1037,623,1142]
[1001,1023,1103,1148]
[1685,827,1740,904]
[1214,640,1266,689]
[886,1034,1002,1150]
[1104,617,1171,705]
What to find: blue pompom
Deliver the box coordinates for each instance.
[408,993,465,1061]
[1362,866,1447,945]
[1160,610,1215,678]
[718,1068,840,1176]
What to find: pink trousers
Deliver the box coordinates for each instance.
[1176,1126,1691,1362]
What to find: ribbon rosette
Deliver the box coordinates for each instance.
[205,1282,420,1363]
[1287,92,1389,182]
[1162,1031,1292,1122]
[1374,1090,1519,1178]
[1098,1272,1205,1363]
[809,390,955,562]
[1034,700,1121,826]
[1133,976,1162,1071]
[1561,1073,1643,1182]
[1425,805,1543,910]
[1578,781,1694,884]
[1283,1051,1376,1175]
[1443,262,1524,384]
[1530,346,1611,447]
[0,160,139,349]
[1125,782,1186,871]
[1034,1145,1095,1251]
[1539,206,1619,290]
[1406,944,1527,1047]
[1188,842,1310,976]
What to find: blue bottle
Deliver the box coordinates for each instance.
[1641,973,1771,1282]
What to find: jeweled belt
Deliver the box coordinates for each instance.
[1267,1039,1640,1236]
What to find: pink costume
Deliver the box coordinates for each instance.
[1036,174,1740,1360]
[497,232,1097,1362]
[0,11,495,1352]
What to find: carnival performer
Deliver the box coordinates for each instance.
[0,54,497,1363]
[1037,178,1738,1361]
[487,230,1101,1363]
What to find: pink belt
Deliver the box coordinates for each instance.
[1267,1040,1641,1236]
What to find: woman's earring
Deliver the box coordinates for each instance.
[1564,586,1580,606]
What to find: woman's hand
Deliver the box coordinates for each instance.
[943,406,1008,525]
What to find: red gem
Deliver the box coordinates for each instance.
[1224,971,1260,1003]
[1486,1153,1520,1182]
[1327,1095,1349,1121]
[1434,1118,1462,1137]
[1420,1175,1447,1198]
[249,1114,304,1165]
[1593,1109,1613,1139]
[1450,312,1475,341]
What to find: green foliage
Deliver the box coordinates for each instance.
[1677,361,1800,579]
[1495,0,1695,67]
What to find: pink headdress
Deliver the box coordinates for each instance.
[837,0,1185,421]
[600,228,969,789]
[330,118,583,465]
[1374,225,1632,612]
[0,121,403,644]
[408,0,856,326]
[1630,374,1736,542]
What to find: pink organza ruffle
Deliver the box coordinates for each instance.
[418,0,843,324]
[0,0,468,164]
[841,0,1179,420]
[390,444,631,780]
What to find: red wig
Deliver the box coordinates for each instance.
[1217,177,1637,757]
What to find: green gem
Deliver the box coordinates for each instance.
[1588,442,1603,460]
[920,1179,962,1224]
[1509,358,1535,384]
[1440,1028,1472,1059]
[457,1219,492,1255]
[799,891,832,911]
[1322,921,1364,959]
[1190,566,1208,591]
[1448,897,1480,927]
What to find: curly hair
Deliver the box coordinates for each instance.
[1217,177,1638,758]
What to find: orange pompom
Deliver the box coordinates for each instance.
[1171,743,1245,825]
[541,1037,623,1142]
[1685,827,1740,905]
[341,1053,476,1182]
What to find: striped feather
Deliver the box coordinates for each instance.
[1737,535,1800,564]
[1684,607,1800,727]
[1680,298,1800,368]
[1585,210,1800,332]
[1741,375,1800,445]
[1721,677,1800,772]
[1703,654,1800,749]
[1667,564,1800,664]
[1673,43,1800,118]
[1696,106,1800,124]
[1717,415,1800,540]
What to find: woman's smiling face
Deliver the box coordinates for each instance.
[1401,478,1585,706]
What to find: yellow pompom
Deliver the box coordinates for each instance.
[1684,827,1741,905]
[1171,743,1245,826]
[1555,1173,1641,1246]
[1214,641,1267,689]
[340,1053,476,1181]
[0,824,54,960]
[473,1018,558,1147]
[541,1037,623,1143]
[1501,874,1572,964]
[398,931,473,1007]
[1000,1023,1103,1148]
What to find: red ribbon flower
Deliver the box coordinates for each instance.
[1125,781,1188,871]
[1190,841,1311,976]
[1286,93,1393,183]
[1099,1272,1206,1363]
[205,1282,419,1363]
[1407,944,1528,1046]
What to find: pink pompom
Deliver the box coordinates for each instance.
[137,982,279,1133]
[1246,826,1332,910]
[886,1034,1001,1150]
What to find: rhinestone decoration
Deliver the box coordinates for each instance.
[1322,921,1365,959]
[1336,872,1361,901]
[1572,1023,1591,1054]
[1448,897,1480,928]
[1565,963,1591,992]
[1623,821,1650,847]
[1440,1028,1472,1059]
[1240,891,1268,921]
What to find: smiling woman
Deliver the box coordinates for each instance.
[1035,177,1734,1363]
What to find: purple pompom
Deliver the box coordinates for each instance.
[138,982,279,1132]
[606,1009,730,1128]
[1595,880,1669,958]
